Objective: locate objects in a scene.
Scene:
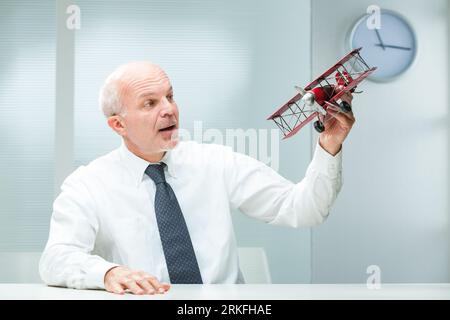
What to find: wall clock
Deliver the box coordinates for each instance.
[348,10,417,82]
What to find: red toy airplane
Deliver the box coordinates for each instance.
[267,48,377,138]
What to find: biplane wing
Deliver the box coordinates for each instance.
[303,48,366,91]
[267,92,319,140]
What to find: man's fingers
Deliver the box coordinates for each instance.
[327,108,355,127]
[135,272,169,294]
[161,283,171,291]
[132,274,156,295]
[110,282,125,295]
[327,105,355,122]
[144,275,168,294]
[137,278,156,295]
[122,278,145,295]
[104,267,167,296]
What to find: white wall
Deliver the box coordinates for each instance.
[0,0,55,252]
[311,0,449,283]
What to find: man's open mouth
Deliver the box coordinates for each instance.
[159,124,176,132]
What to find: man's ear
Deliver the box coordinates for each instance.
[107,115,126,136]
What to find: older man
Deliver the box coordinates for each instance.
[39,61,354,295]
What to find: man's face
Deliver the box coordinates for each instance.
[118,65,179,155]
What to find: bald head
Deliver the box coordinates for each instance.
[99,61,170,118]
[102,61,179,162]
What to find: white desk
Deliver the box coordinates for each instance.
[0,284,449,300]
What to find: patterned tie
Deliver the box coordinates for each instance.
[145,163,203,284]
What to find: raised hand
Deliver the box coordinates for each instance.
[319,87,355,156]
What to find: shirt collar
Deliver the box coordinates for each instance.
[118,140,178,187]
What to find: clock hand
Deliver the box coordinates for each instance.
[375,44,412,51]
[374,29,386,50]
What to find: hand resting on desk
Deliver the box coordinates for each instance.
[104,266,170,295]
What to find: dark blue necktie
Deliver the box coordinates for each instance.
[145,163,203,284]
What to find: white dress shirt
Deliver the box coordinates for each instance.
[39,140,342,289]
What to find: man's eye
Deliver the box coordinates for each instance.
[167,94,174,101]
[144,100,155,107]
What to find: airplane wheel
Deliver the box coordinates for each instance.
[314,120,325,133]
[340,101,352,113]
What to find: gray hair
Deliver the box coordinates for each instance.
[98,67,126,118]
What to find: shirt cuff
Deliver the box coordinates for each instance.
[85,260,121,290]
[310,141,342,177]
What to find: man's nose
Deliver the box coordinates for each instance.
[160,98,175,117]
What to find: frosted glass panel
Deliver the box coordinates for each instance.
[0,0,55,251]
[74,0,312,283]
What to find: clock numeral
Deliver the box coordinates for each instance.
[366,5,381,30]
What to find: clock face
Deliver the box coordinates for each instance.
[349,10,417,82]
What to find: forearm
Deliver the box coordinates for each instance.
[319,135,342,156]
[39,244,119,290]
[268,142,343,227]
